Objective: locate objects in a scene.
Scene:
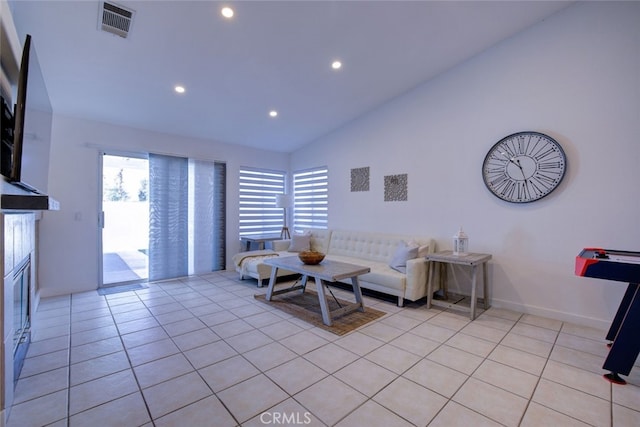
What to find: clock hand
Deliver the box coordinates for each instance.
[501,152,526,178]
[516,159,527,180]
[499,151,511,160]
[500,151,519,166]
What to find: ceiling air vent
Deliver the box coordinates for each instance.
[99,1,135,38]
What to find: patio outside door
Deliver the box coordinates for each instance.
[100,154,149,286]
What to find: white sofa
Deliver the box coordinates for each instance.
[234,229,436,306]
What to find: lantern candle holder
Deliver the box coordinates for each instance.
[453,227,469,256]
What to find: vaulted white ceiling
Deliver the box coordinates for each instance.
[9,1,572,152]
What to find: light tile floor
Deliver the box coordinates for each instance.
[7,271,640,427]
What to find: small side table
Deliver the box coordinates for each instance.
[426,251,492,320]
[240,235,283,251]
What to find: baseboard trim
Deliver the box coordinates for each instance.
[491,298,610,331]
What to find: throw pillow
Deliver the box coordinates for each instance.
[389,241,419,273]
[408,240,431,258]
[288,233,311,252]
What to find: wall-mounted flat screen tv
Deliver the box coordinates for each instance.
[8,34,53,194]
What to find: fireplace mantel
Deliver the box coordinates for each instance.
[1,194,60,211]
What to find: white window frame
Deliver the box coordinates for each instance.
[239,167,286,236]
[293,166,328,233]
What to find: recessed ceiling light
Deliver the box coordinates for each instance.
[269,110,278,118]
[221,7,234,18]
[331,60,342,70]
[174,85,185,94]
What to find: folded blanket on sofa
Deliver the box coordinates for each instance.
[232,249,279,267]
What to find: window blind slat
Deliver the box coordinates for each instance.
[293,167,328,234]
[239,167,286,237]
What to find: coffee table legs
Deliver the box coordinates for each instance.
[315,276,365,326]
[351,276,364,308]
[315,278,333,326]
[266,270,365,326]
[266,267,279,300]
[266,267,305,300]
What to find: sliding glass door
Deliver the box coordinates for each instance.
[100,152,226,287]
[101,154,149,286]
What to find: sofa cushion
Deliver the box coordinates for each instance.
[325,255,406,292]
[328,230,429,263]
[389,241,419,273]
[361,262,407,291]
[272,239,291,252]
[328,231,401,263]
[288,233,311,252]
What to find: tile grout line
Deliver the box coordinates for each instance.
[105,288,156,426]
[514,316,560,427]
[517,321,610,427]
[420,310,525,426]
[137,278,228,425]
[168,279,244,427]
[66,294,72,426]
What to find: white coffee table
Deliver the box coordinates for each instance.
[264,256,370,326]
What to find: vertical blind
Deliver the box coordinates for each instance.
[187,160,227,274]
[149,154,189,281]
[212,162,226,270]
[149,154,226,281]
[239,167,286,236]
[293,166,328,232]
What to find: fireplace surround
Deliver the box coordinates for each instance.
[2,212,36,422]
[11,255,30,385]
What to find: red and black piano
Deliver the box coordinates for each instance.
[576,248,640,384]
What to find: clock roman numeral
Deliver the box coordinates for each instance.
[525,138,542,156]
[533,147,559,162]
[488,155,508,165]
[533,173,558,186]
[501,179,517,199]
[538,161,563,170]
[516,136,527,155]
[498,143,516,159]
[528,172,562,196]
[529,178,546,196]
[485,167,506,176]
[517,181,533,201]
[489,173,510,189]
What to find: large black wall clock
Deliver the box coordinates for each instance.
[482,131,567,203]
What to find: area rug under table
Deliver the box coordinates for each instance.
[254,290,387,335]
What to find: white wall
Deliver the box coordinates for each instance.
[39,115,289,297]
[291,2,640,329]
